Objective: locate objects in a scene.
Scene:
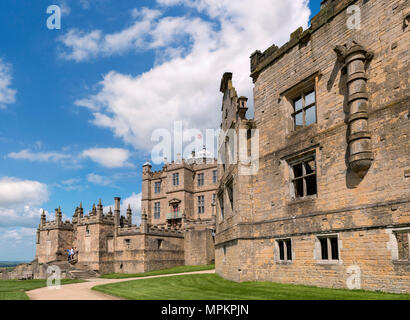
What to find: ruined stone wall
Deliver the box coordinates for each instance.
[216,0,410,293]
[36,227,73,264]
[113,231,184,273]
[184,229,215,265]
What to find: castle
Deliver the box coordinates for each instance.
[215,0,410,293]
[31,150,217,276]
[2,0,409,294]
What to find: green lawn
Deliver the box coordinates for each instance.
[0,279,85,300]
[101,264,215,279]
[93,274,410,300]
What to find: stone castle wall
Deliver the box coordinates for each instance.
[215,0,410,293]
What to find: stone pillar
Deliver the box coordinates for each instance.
[335,42,374,177]
[97,199,103,221]
[78,202,84,219]
[141,210,148,233]
[40,210,46,227]
[126,204,132,226]
[56,207,62,227]
[114,197,121,235]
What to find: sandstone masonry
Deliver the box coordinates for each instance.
[215,0,410,293]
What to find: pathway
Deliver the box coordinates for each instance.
[26,269,215,300]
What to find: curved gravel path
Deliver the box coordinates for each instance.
[26,269,215,300]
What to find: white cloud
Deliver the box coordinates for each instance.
[86,173,112,186]
[68,0,310,153]
[0,177,49,206]
[0,177,49,227]
[58,8,162,62]
[0,227,36,242]
[8,147,132,169]
[8,149,71,162]
[82,147,131,168]
[0,58,17,109]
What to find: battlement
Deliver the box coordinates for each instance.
[250,0,357,82]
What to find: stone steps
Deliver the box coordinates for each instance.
[69,269,99,279]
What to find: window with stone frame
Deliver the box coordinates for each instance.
[212,193,216,205]
[277,239,292,262]
[219,193,224,220]
[289,153,317,199]
[154,202,161,219]
[154,181,161,193]
[318,235,339,261]
[292,89,317,130]
[213,170,217,184]
[172,173,179,186]
[227,182,234,211]
[197,173,204,186]
[124,239,131,249]
[395,230,410,260]
[198,195,205,214]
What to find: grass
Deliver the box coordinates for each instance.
[93,274,410,300]
[101,264,215,279]
[0,279,85,300]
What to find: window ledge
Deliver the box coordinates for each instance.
[275,260,293,265]
[392,260,410,265]
[288,195,317,205]
[316,260,341,265]
[287,123,318,139]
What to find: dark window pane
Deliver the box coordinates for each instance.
[279,241,285,260]
[305,105,316,125]
[293,179,303,197]
[294,180,304,198]
[286,239,292,260]
[305,90,316,106]
[293,163,303,178]
[320,238,328,260]
[330,237,339,260]
[306,174,317,196]
[294,97,303,111]
[396,233,410,260]
[295,111,303,128]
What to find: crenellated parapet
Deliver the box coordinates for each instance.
[334,41,374,177]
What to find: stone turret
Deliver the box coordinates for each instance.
[334,41,374,177]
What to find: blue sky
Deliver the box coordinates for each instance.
[0,0,320,261]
